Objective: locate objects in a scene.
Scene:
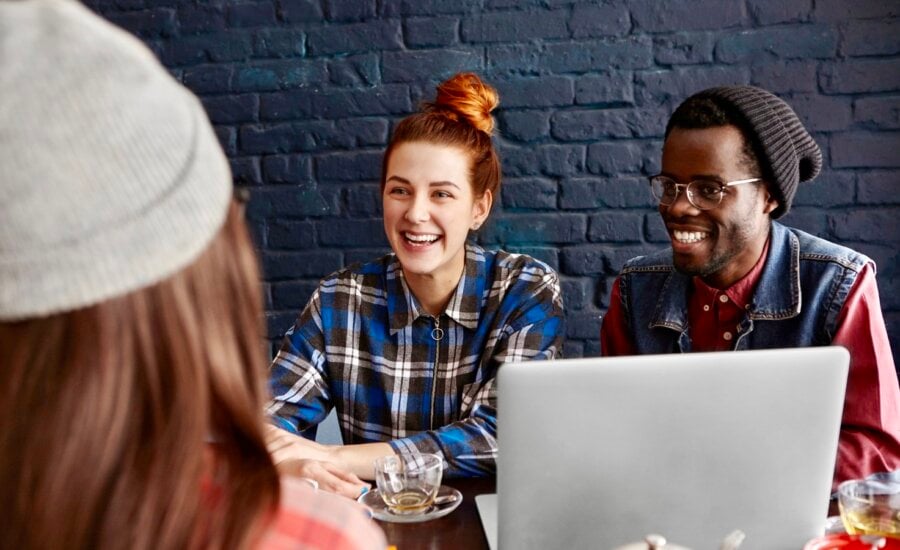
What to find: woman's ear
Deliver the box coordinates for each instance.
[471,190,493,230]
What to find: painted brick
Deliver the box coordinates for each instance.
[813,0,899,22]
[552,107,669,141]
[851,243,900,280]
[106,8,176,38]
[383,49,483,83]
[308,20,402,56]
[565,310,602,339]
[841,20,900,57]
[560,177,656,209]
[747,0,811,25]
[176,4,226,34]
[262,250,343,280]
[240,61,327,91]
[830,209,900,243]
[789,94,851,132]
[569,4,631,39]
[560,245,608,275]
[214,126,237,157]
[502,178,558,210]
[791,172,856,208]
[346,185,384,217]
[161,33,254,66]
[582,338,602,358]
[230,157,262,185]
[654,33,715,65]
[252,29,306,58]
[832,132,900,168]
[543,37,654,72]
[500,144,586,177]
[645,214,669,243]
[636,66,750,107]
[381,0,482,17]
[263,155,313,184]
[319,219,389,246]
[277,0,323,23]
[325,0,376,22]
[716,26,838,63]
[481,214,587,245]
[404,16,459,48]
[820,60,900,94]
[183,65,233,94]
[596,276,616,309]
[498,110,551,142]
[311,85,412,118]
[503,247,560,271]
[631,0,745,32]
[228,2,277,27]
[493,76,575,108]
[781,207,828,237]
[316,151,383,182]
[202,94,258,124]
[461,10,568,43]
[858,171,900,205]
[641,140,663,175]
[240,123,319,154]
[854,97,900,130]
[575,71,634,106]
[328,54,380,86]
[344,248,393,265]
[486,44,541,76]
[246,186,339,220]
[587,142,643,176]
[560,277,593,311]
[334,119,390,147]
[266,311,300,341]
[588,212,644,242]
[271,280,321,309]
[268,220,317,250]
[563,340,585,358]
[751,60,818,94]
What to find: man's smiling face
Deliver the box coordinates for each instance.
[659,125,779,289]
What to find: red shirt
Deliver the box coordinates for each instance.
[601,249,900,490]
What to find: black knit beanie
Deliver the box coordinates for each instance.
[679,86,823,219]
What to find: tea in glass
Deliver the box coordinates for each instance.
[838,478,900,537]
[374,452,442,515]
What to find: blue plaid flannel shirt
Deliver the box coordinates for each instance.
[267,243,565,477]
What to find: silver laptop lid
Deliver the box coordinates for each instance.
[496,347,849,550]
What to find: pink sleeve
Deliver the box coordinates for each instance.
[832,263,900,490]
[600,277,638,356]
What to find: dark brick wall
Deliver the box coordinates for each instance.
[87,0,900,364]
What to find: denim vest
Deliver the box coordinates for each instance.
[617,222,872,353]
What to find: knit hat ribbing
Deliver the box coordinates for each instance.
[687,86,822,219]
[0,0,232,320]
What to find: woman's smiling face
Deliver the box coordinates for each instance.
[382,141,491,287]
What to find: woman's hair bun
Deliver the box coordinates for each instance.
[432,72,499,135]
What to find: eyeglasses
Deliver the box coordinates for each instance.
[648,175,762,211]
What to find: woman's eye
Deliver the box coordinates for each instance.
[434,190,453,199]
[389,187,409,195]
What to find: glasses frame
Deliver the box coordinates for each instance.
[648,175,762,211]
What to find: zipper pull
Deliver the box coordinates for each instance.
[430,316,444,341]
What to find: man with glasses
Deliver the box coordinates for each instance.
[600,86,900,489]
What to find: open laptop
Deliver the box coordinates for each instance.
[476,347,849,550]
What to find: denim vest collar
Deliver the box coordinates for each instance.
[649,222,801,332]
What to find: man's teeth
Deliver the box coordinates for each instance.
[673,230,709,243]
[404,232,439,243]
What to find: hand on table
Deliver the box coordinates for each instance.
[264,424,370,499]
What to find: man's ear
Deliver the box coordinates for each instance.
[762,186,779,216]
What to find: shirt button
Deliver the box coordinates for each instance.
[703,305,710,312]
[723,331,733,341]
[719,295,729,303]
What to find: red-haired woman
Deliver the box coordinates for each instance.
[0,2,384,549]
[266,73,566,497]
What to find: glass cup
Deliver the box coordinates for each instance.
[373,452,443,515]
[837,478,900,537]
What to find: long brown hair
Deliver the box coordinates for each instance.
[0,201,279,550]
[381,72,502,201]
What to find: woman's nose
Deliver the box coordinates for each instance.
[404,195,430,223]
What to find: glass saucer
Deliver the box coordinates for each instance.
[357,485,463,523]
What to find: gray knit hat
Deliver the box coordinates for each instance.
[675,86,822,219]
[0,0,232,320]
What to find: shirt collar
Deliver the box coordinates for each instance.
[386,242,485,334]
[691,235,770,310]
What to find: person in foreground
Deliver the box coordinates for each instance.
[600,85,900,490]
[267,72,566,497]
[0,2,384,549]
